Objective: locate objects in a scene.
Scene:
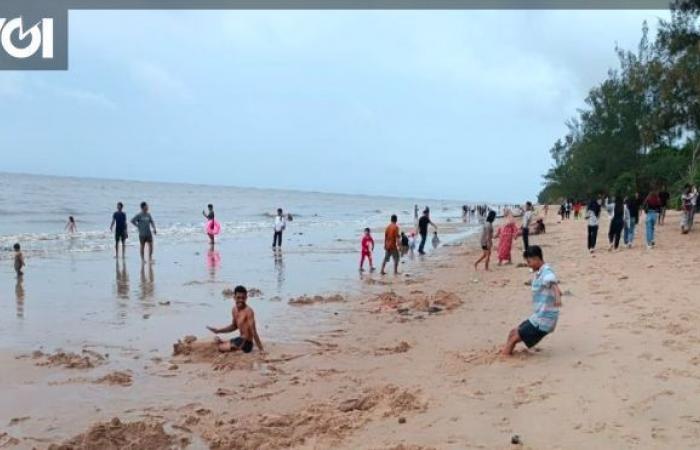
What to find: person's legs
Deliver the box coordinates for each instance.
[380,251,390,275]
[418,232,427,254]
[484,248,491,270]
[646,212,656,246]
[522,227,529,251]
[591,225,598,249]
[629,221,636,245]
[613,223,622,249]
[149,239,154,260]
[368,253,374,270]
[139,238,145,260]
[501,327,522,356]
[360,253,367,270]
[392,250,400,274]
[587,226,593,249]
[474,249,488,270]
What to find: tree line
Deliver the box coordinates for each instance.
[538,0,700,208]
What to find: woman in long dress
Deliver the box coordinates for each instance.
[494,211,519,265]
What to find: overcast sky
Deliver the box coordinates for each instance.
[0,10,669,201]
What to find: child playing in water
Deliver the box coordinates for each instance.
[502,245,562,356]
[14,243,24,277]
[65,216,77,234]
[360,227,375,272]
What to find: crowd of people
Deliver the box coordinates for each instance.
[11,187,695,359]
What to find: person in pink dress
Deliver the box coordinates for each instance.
[494,211,520,265]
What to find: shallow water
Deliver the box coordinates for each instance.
[0,172,483,356]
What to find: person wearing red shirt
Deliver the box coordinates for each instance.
[359,227,375,272]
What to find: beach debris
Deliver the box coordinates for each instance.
[142,314,151,319]
[33,349,106,370]
[288,294,345,306]
[47,417,175,450]
[158,301,171,306]
[248,288,263,298]
[511,434,521,445]
[398,417,407,424]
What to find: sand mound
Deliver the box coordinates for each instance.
[33,349,106,370]
[48,417,175,450]
[431,290,463,310]
[94,371,133,386]
[375,341,412,356]
[373,292,407,312]
[288,294,345,306]
[172,336,259,370]
[199,385,425,450]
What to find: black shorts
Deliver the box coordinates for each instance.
[115,230,127,243]
[481,245,488,251]
[231,336,253,353]
[517,320,549,348]
[139,234,153,244]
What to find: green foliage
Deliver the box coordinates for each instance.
[539,6,700,203]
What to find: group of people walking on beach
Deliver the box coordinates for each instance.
[580,184,699,254]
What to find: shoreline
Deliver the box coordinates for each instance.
[4,210,699,449]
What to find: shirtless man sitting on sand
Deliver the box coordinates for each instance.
[207,285,264,354]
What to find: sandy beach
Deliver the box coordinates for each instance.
[3,209,700,449]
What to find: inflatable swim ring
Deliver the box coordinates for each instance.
[205,219,221,236]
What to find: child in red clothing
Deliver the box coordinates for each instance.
[360,227,375,272]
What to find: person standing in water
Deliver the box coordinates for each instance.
[359,227,375,272]
[14,243,25,277]
[272,208,286,249]
[65,216,77,234]
[417,209,437,255]
[203,204,216,245]
[131,201,157,262]
[110,202,128,258]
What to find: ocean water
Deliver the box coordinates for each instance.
[0,172,480,353]
[0,172,470,256]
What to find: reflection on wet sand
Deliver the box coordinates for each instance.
[207,244,221,281]
[115,259,130,299]
[139,262,155,301]
[274,248,285,292]
[15,276,24,319]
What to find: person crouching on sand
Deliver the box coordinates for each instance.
[207,285,264,354]
[360,227,375,272]
[474,210,496,271]
[502,245,562,356]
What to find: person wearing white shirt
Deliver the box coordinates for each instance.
[273,208,286,248]
[521,201,534,251]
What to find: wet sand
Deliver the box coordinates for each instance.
[3,210,700,449]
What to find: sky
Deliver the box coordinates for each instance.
[0,9,670,202]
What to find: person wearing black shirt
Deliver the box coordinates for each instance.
[417,209,437,255]
[110,202,128,258]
